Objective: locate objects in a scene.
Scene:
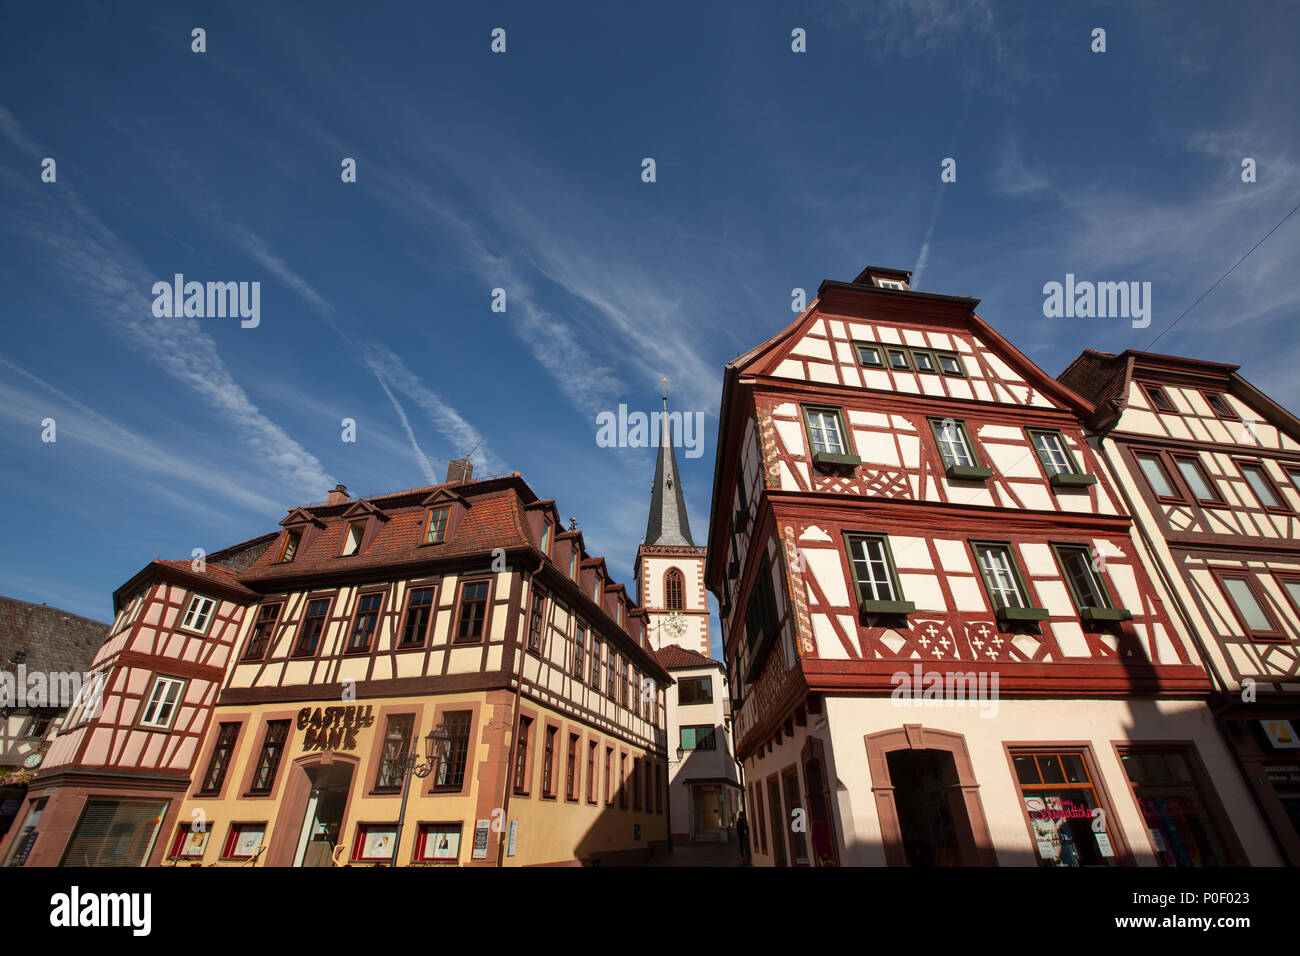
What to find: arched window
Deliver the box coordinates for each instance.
[664,569,684,611]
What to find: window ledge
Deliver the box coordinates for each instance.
[812,452,861,469]
[995,606,1050,622]
[1081,606,1133,623]
[1050,472,1098,488]
[946,464,995,481]
[859,599,917,615]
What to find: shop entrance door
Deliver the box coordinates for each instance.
[293,763,354,867]
[886,749,974,866]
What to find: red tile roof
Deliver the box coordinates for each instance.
[655,643,720,670]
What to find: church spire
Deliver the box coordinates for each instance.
[644,390,694,547]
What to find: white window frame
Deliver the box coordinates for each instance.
[139,675,186,730]
[1032,432,1073,476]
[805,408,847,456]
[848,536,898,602]
[934,420,975,468]
[975,544,1028,609]
[180,594,216,635]
[875,278,907,290]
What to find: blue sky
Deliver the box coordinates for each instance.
[2,1,1297,656]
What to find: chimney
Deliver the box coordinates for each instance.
[326,484,349,505]
[445,458,474,484]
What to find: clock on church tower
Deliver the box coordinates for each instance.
[635,396,710,656]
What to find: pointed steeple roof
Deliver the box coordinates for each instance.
[645,395,694,547]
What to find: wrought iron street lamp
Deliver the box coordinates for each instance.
[390,722,453,867]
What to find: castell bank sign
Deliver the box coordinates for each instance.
[297,704,376,751]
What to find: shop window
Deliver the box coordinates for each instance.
[1011,750,1120,867]
[414,823,461,863]
[59,799,168,867]
[1117,748,1232,866]
[351,823,399,863]
[221,823,267,861]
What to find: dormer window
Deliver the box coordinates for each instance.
[593,579,602,604]
[1142,384,1176,412]
[425,507,450,545]
[277,529,302,563]
[541,523,551,556]
[569,549,578,579]
[340,520,367,557]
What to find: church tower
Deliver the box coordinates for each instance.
[635,395,710,656]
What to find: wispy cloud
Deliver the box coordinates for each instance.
[0,104,336,500]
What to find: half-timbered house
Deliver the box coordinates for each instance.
[705,265,1281,867]
[1060,348,1300,864]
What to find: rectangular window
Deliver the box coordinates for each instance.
[753,785,767,855]
[221,823,267,861]
[375,714,414,791]
[784,769,808,866]
[347,593,383,653]
[435,711,472,791]
[679,725,717,751]
[1143,384,1175,412]
[569,549,578,579]
[587,740,598,803]
[574,623,587,678]
[1136,453,1180,500]
[1029,430,1077,477]
[1053,545,1113,611]
[855,343,884,367]
[542,725,558,797]
[804,407,848,456]
[677,675,713,705]
[414,823,462,863]
[294,598,331,657]
[1173,457,1220,503]
[1118,748,1232,866]
[180,594,216,634]
[930,418,976,468]
[541,523,552,555]
[170,822,210,861]
[1238,462,1286,510]
[632,757,642,811]
[619,657,629,707]
[340,520,366,556]
[1220,574,1282,639]
[911,349,937,374]
[276,529,302,563]
[242,602,282,660]
[1202,391,1237,419]
[1012,750,1120,867]
[58,799,167,867]
[619,754,628,809]
[249,720,290,793]
[936,352,965,376]
[605,747,614,806]
[607,650,617,699]
[886,347,911,371]
[566,733,579,801]
[140,676,186,730]
[974,543,1031,610]
[199,723,240,794]
[424,507,450,544]
[590,638,602,689]
[399,588,435,647]
[513,717,532,795]
[351,824,400,864]
[744,556,780,680]
[527,590,547,653]
[845,533,904,605]
[454,581,489,643]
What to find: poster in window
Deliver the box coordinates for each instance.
[361,827,397,860]
[233,827,264,858]
[179,829,209,858]
[419,825,460,862]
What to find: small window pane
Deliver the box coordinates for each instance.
[1137,455,1176,498]
[1013,755,1041,785]
[856,344,883,367]
[1223,577,1273,632]
[806,409,846,455]
[937,353,963,375]
[1033,432,1073,476]
[1176,459,1216,501]
[1038,755,1065,784]
[887,349,910,370]
[1241,465,1281,508]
